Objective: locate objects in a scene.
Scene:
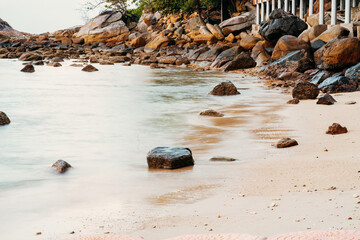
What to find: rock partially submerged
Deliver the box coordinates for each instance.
[210,156,237,161]
[0,111,10,125]
[209,81,240,96]
[147,147,194,169]
[276,138,298,148]
[82,64,98,72]
[317,93,336,105]
[21,64,35,73]
[326,123,348,135]
[200,110,224,117]
[52,160,72,173]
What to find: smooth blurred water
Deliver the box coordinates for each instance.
[0,59,281,239]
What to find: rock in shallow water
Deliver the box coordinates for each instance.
[326,123,348,135]
[52,160,72,173]
[82,64,98,72]
[0,111,10,125]
[200,110,224,117]
[276,138,298,148]
[287,98,300,104]
[209,81,240,96]
[147,147,194,169]
[21,64,35,73]
[210,156,237,161]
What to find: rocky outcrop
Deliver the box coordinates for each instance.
[276,138,298,148]
[52,160,72,173]
[314,37,360,70]
[240,35,260,50]
[0,111,10,125]
[147,147,194,169]
[259,9,308,44]
[219,12,255,35]
[144,36,170,53]
[0,18,25,38]
[292,82,319,99]
[223,52,256,71]
[73,11,129,44]
[209,81,240,96]
[272,35,311,60]
[326,123,348,135]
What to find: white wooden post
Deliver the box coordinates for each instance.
[300,0,304,18]
[284,0,289,11]
[261,1,265,21]
[292,0,296,14]
[345,0,351,23]
[340,0,344,10]
[272,0,276,11]
[256,2,260,24]
[309,0,314,14]
[331,0,337,25]
[266,1,270,19]
[319,0,325,24]
[352,0,356,7]
[278,0,282,9]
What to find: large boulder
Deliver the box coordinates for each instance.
[298,24,328,42]
[259,9,308,44]
[251,41,272,66]
[223,52,257,71]
[0,111,10,125]
[345,63,360,82]
[209,81,240,96]
[206,23,224,40]
[0,18,25,38]
[318,75,358,93]
[193,34,217,44]
[211,46,242,68]
[219,12,255,35]
[21,64,35,73]
[74,11,129,44]
[311,25,349,43]
[19,52,42,61]
[314,37,360,70]
[147,147,194,169]
[240,35,260,50]
[272,35,311,60]
[197,46,223,62]
[292,81,319,99]
[144,36,171,53]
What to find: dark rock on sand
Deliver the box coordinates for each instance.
[47,62,62,67]
[276,138,298,148]
[33,60,44,66]
[292,82,319,99]
[259,9,308,44]
[21,64,35,73]
[0,111,10,125]
[200,109,224,117]
[82,64,98,72]
[209,81,240,96]
[52,160,72,173]
[326,123,348,135]
[147,147,194,169]
[317,93,336,105]
[287,98,300,104]
[318,75,358,93]
[223,52,256,72]
[210,156,237,161]
[345,63,360,82]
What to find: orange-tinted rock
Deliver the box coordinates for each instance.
[21,64,35,73]
[272,35,311,60]
[224,33,235,43]
[240,35,260,50]
[71,37,84,44]
[276,138,298,148]
[130,36,146,48]
[193,34,217,44]
[61,37,72,45]
[311,25,349,43]
[326,123,348,135]
[144,36,170,53]
[206,23,224,40]
[106,32,129,43]
[209,81,240,96]
[82,64,98,72]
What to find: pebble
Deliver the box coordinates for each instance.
[345,101,357,105]
[36,232,42,235]
[353,194,359,198]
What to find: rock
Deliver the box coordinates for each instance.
[211,46,242,68]
[318,75,358,93]
[52,160,72,173]
[197,46,223,62]
[326,123,348,135]
[310,70,332,85]
[206,24,224,40]
[0,111,10,125]
[147,147,194,169]
[272,35,311,60]
[345,101,356,105]
[200,25,211,35]
[240,35,260,50]
[48,62,62,67]
[144,36,170,53]
[0,17,25,38]
[19,52,42,61]
[224,33,235,43]
[287,98,300,104]
[251,42,271,66]
[311,25,349,43]
[292,82,319,99]
[199,109,224,117]
[317,93,336,105]
[298,24,328,42]
[259,9,308,44]
[186,17,202,32]
[82,64,98,72]
[310,39,326,52]
[74,11,129,44]
[209,81,240,96]
[278,71,303,80]
[99,60,114,65]
[307,12,331,27]
[210,156,237,161]
[219,12,256,35]
[33,60,44,66]
[193,34,217,44]
[345,63,360,82]
[130,36,146,48]
[72,37,84,44]
[157,56,177,64]
[223,52,256,72]
[276,138,298,148]
[21,64,35,73]
[70,64,83,67]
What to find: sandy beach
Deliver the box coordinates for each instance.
[127,91,360,240]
